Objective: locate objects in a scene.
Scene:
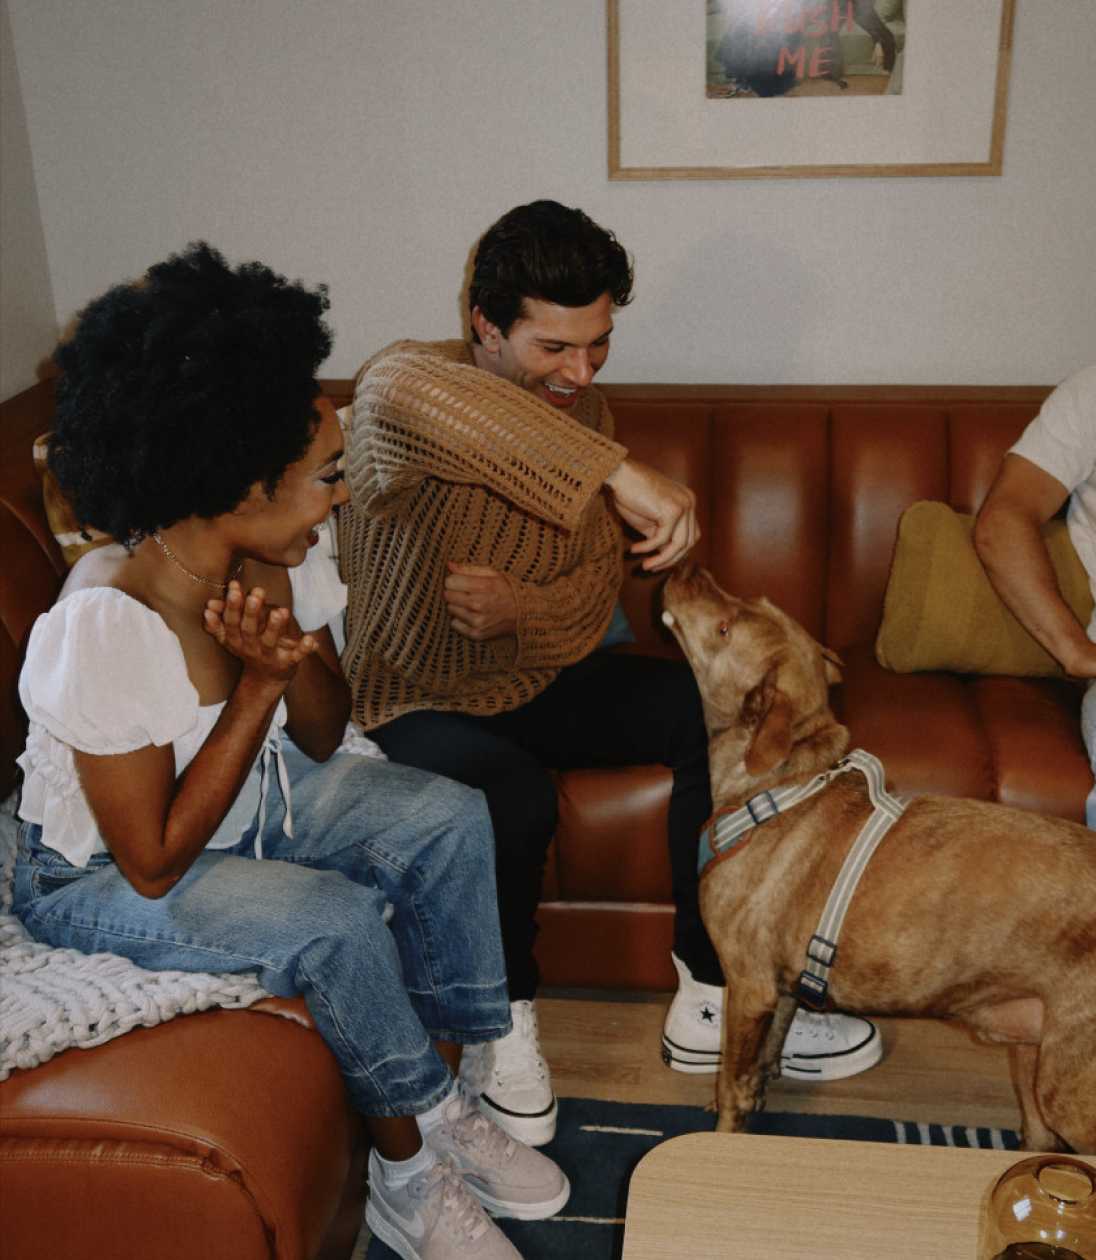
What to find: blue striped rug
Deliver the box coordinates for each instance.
[367,1096,1021,1259]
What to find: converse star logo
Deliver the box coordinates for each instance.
[699,1003,718,1024]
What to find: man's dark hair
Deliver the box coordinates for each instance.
[469,200,633,341]
[49,242,332,543]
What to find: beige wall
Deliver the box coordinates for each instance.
[5,0,1095,385]
[1,0,57,401]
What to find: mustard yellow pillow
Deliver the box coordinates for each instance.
[876,500,1093,677]
[33,433,112,567]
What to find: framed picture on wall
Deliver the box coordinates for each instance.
[608,0,1015,179]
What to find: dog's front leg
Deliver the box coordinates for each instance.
[758,994,798,1085]
[716,982,780,1132]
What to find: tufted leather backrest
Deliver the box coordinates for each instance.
[0,380,1050,803]
[604,387,1048,658]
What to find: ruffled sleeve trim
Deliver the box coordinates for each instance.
[18,588,201,755]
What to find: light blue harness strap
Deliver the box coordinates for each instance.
[697,766,845,875]
[795,750,908,1008]
[694,749,908,1009]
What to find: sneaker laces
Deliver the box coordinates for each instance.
[443,1091,517,1166]
[792,1011,840,1044]
[491,1002,548,1088]
[412,1157,490,1242]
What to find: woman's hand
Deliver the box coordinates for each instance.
[203,582,317,683]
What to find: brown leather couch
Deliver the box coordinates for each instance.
[1,377,1087,1258]
[533,383,1090,993]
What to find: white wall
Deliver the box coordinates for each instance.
[0,0,57,400]
[6,0,1095,385]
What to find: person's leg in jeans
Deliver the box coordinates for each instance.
[369,712,558,1002]
[14,757,509,1116]
[485,653,715,969]
[14,756,570,1253]
[370,710,560,1145]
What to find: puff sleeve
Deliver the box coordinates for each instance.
[18,588,200,753]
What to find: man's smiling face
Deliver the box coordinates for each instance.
[472,292,613,410]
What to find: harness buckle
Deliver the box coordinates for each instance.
[746,791,779,825]
[806,933,837,968]
[795,970,829,1010]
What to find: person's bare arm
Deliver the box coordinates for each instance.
[75,585,317,898]
[279,625,351,760]
[973,453,1096,677]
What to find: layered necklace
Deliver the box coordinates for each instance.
[151,532,243,592]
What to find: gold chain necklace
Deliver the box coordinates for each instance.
[151,533,243,592]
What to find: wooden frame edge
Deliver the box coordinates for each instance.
[607,0,1016,182]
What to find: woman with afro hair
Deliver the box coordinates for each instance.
[12,243,568,1260]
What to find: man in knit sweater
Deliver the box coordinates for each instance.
[338,201,880,1145]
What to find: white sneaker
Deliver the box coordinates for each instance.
[425,1089,569,1220]
[779,1008,882,1080]
[366,1149,522,1259]
[660,952,723,1073]
[660,952,883,1081]
[460,1000,558,1146]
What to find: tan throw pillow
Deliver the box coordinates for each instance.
[33,433,112,567]
[876,500,1093,677]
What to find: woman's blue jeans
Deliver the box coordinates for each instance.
[13,741,511,1118]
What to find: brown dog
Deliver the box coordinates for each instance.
[661,564,1096,1153]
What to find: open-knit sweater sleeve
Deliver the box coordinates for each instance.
[338,339,628,729]
[348,340,627,531]
[504,505,623,671]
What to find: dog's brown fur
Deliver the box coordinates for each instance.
[662,564,1096,1153]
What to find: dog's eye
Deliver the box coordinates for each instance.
[718,621,730,637]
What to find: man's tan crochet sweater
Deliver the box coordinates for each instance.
[337,339,628,730]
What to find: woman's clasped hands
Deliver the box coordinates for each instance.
[203,581,318,681]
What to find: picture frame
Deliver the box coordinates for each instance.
[608,0,1015,180]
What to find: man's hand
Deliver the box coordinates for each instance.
[605,457,700,571]
[444,563,518,641]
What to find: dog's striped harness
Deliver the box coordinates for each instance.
[696,749,909,1009]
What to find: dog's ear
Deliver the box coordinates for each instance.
[821,645,843,686]
[742,667,795,777]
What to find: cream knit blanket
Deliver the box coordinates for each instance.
[0,798,270,1081]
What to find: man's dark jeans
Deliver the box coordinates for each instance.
[372,651,719,998]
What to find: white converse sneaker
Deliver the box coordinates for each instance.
[366,1149,522,1259]
[425,1089,569,1220]
[661,952,883,1081]
[779,1008,882,1081]
[660,952,723,1073]
[460,1000,558,1146]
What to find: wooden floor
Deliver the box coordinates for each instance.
[538,992,1022,1131]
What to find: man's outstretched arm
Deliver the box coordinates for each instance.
[974,453,1096,677]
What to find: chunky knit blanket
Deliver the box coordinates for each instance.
[0,798,270,1081]
[338,339,627,730]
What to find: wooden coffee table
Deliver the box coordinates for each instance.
[621,1132,1080,1258]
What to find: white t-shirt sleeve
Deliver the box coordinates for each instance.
[1010,366,1096,493]
[18,587,200,754]
[288,517,348,636]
